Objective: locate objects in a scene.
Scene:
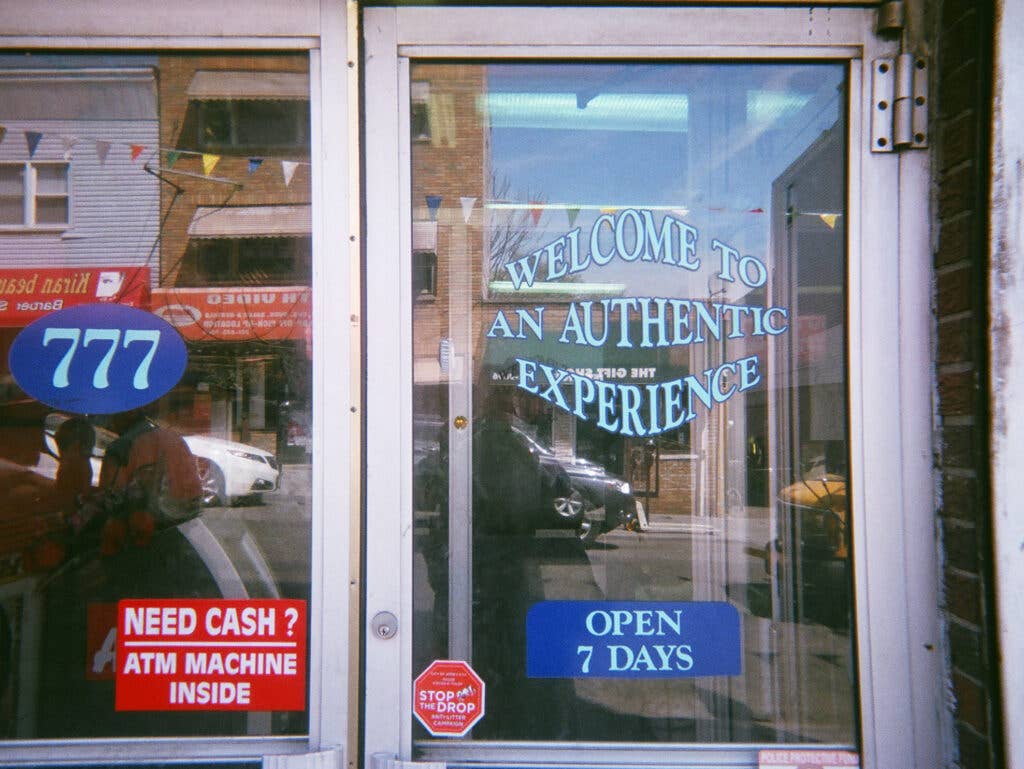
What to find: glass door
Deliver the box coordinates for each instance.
[364,7,933,768]
[409,58,853,742]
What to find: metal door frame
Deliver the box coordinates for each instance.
[0,0,357,765]
[362,6,939,768]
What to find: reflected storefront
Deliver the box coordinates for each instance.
[0,52,313,740]
[0,3,962,769]
[409,60,854,747]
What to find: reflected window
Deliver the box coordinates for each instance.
[413,251,437,297]
[0,162,69,227]
[180,70,310,155]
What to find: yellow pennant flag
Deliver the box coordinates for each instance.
[202,153,221,176]
[820,213,838,229]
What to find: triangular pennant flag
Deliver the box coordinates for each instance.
[820,213,839,229]
[61,137,77,161]
[281,160,299,186]
[426,195,442,222]
[25,131,43,157]
[166,150,181,168]
[566,207,580,227]
[95,140,111,165]
[248,157,264,175]
[0,125,7,145]
[529,202,543,226]
[460,196,477,224]
[130,144,145,162]
[202,153,221,176]
[748,207,765,214]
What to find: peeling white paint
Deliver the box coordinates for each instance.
[990,1,1024,767]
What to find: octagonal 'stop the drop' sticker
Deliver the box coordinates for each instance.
[9,303,188,415]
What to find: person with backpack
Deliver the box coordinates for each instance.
[95,408,202,554]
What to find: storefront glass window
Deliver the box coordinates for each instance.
[0,53,312,739]
[411,62,854,745]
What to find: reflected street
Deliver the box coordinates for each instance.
[414,508,854,744]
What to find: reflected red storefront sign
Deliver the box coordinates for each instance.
[0,267,150,326]
[150,286,311,343]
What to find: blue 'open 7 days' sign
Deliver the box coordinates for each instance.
[527,600,741,679]
[9,303,188,415]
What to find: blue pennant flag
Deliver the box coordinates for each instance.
[426,195,442,222]
[25,131,43,157]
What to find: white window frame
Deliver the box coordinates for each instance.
[0,1,356,765]
[0,161,70,229]
[363,6,940,769]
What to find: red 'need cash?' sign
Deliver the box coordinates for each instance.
[413,660,485,737]
[115,599,307,711]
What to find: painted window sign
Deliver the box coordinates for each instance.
[9,303,187,414]
[526,601,741,678]
[485,209,790,437]
[115,599,307,711]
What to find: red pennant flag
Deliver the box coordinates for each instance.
[130,145,145,161]
[529,202,543,226]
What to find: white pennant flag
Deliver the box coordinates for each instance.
[95,140,111,165]
[281,160,299,186]
[460,196,477,224]
[62,136,77,161]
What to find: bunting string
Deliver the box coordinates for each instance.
[0,122,310,186]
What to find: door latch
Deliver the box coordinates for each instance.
[371,611,398,640]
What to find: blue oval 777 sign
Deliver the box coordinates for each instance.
[9,303,188,415]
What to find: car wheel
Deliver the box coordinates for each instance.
[553,489,585,520]
[196,459,226,507]
[577,513,603,546]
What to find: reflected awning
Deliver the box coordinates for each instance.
[186,70,309,101]
[187,205,311,239]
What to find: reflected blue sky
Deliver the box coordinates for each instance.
[485,62,845,298]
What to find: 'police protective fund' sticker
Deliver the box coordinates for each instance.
[526,601,741,678]
[758,749,860,769]
[115,599,307,711]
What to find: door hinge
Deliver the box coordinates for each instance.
[371,754,445,769]
[871,54,928,152]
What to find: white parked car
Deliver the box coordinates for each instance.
[43,413,279,506]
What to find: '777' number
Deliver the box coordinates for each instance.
[42,327,162,390]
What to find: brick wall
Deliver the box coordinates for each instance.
[932,1,1001,767]
[156,54,311,286]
